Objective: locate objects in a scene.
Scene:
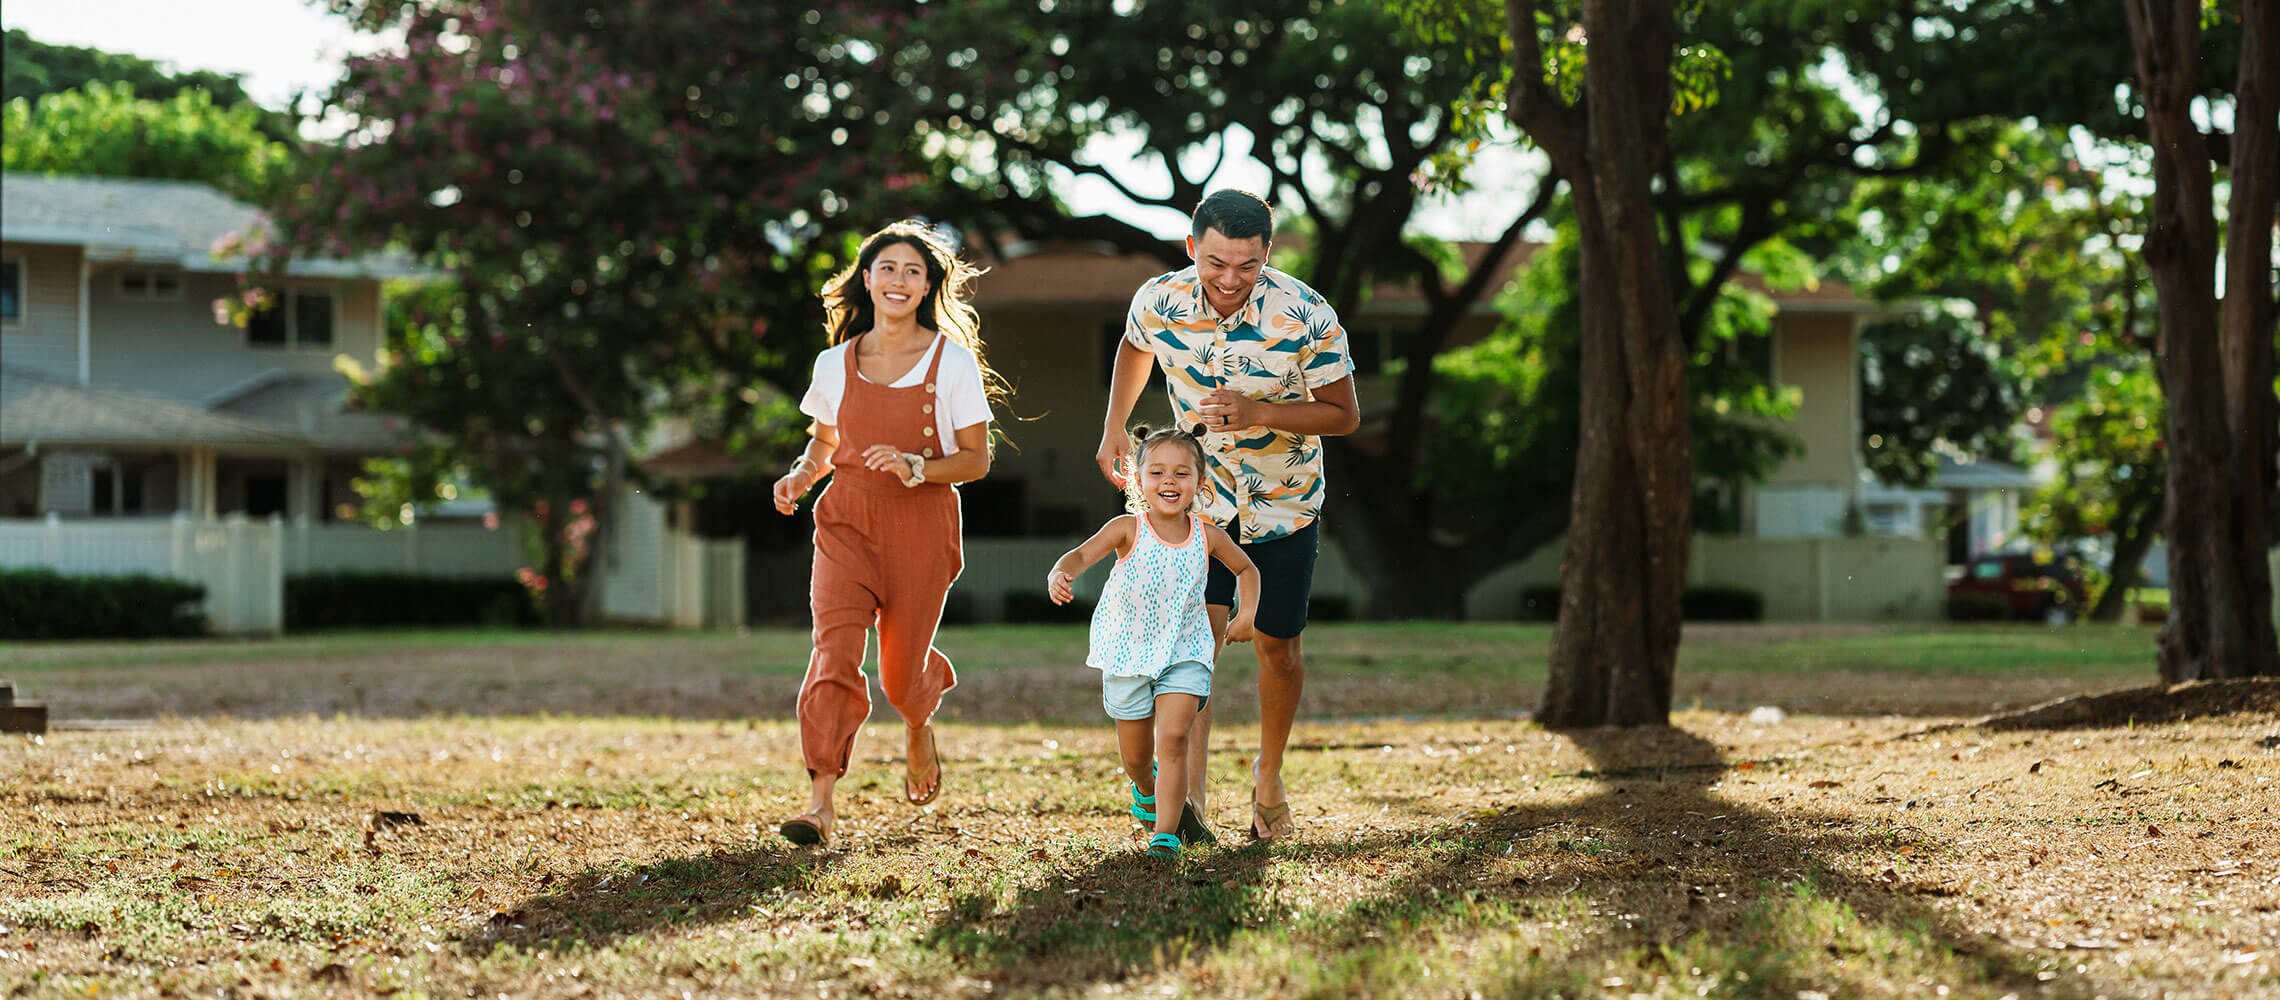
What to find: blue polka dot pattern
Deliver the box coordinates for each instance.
[1087,514,1216,678]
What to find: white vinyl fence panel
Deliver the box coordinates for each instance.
[0,513,283,634]
[283,519,525,578]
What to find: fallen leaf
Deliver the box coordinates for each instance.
[2148,824,2163,837]
[1809,780,1841,789]
[311,963,349,983]
[372,811,424,830]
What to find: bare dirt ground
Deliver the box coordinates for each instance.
[3,668,2277,998]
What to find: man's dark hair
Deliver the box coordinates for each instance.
[1190,189,1273,244]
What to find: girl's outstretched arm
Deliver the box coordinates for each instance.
[1204,524,1261,641]
[1046,516,1135,605]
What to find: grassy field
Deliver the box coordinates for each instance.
[5,622,2275,999]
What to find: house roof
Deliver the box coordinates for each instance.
[0,174,423,278]
[0,370,400,452]
[1,371,305,447]
[209,373,402,452]
[968,238,1879,313]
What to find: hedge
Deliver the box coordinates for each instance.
[0,567,207,639]
[285,572,538,630]
[1518,584,1766,622]
[1944,591,2013,622]
[1001,590,1092,624]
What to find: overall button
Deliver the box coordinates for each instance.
[921,427,935,437]
[922,448,935,458]
[924,382,937,394]
[921,403,933,414]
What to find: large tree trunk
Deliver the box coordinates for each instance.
[2219,0,2279,670]
[2124,0,2279,680]
[2088,481,2162,623]
[1510,0,1690,727]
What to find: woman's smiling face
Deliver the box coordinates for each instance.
[865,242,932,323]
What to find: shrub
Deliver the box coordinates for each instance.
[1944,591,2013,622]
[1681,585,1764,622]
[285,572,537,630]
[0,567,206,639]
[1514,584,1766,622]
[1001,590,1091,623]
[1519,585,1562,622]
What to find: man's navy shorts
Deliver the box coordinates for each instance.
[1205,520,1319,639]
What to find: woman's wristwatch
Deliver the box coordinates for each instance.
[900,452,926,487]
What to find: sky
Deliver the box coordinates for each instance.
[3,0,1532,242]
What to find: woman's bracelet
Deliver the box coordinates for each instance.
[789,456,818,480]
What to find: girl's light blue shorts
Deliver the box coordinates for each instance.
[1101,660,1212,721]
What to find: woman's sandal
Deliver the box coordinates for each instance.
[778,812,830,847]
[1144,832,1183,859]
[904,725,943,806]
[1248,798,1293,841]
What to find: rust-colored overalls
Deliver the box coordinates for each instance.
[797,334,963,778]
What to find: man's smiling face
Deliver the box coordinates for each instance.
[1187,228,1267,319]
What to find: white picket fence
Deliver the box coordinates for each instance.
[0,507,743,635]
[0,513,285,633]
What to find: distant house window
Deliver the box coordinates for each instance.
[1730,329,1775,382]
[0,255,22,326]
[295,290,335,347]
[247,296,288,346]
[245,288,337,350]
[117,269,184,301]
[1345,327,1392,377]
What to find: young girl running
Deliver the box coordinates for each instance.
[771,220,1009,847]
[1047,426,1259,859]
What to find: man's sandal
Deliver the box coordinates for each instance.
[1175,802,1217,845]
[1144,832,1183,859]
[904,725,943,806]
[778,813,830,847]
[1249,796,1293,842]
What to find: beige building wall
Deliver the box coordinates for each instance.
[89,269,384,404]
[978,305,1174,537]
[0,242,86,380]
[1764,311,1861,487]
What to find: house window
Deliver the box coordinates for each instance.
[1098,319,1165,392]
[1730,329,1775,382]
[0,255,22,326]
[245,288,337,349]
[295,290,335,347]
[117,269,184,301]
[1344,327,1391,376]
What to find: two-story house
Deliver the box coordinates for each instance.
[0,174,411,522]
[942,238,1948,621]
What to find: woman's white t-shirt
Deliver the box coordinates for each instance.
[798,334,992,454]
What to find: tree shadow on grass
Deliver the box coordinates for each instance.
[919,724,2134,998]
[450,842,838,956]
[1290,725,2122,998]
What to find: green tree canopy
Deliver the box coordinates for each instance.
[2,28,294,140]
[3,81,296,199]
[269,0,946,623]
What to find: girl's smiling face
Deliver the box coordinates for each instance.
[1138,439,1201,517]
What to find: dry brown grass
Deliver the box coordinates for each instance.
[2,626,2275,998]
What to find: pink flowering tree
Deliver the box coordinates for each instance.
[238,1,939,624]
